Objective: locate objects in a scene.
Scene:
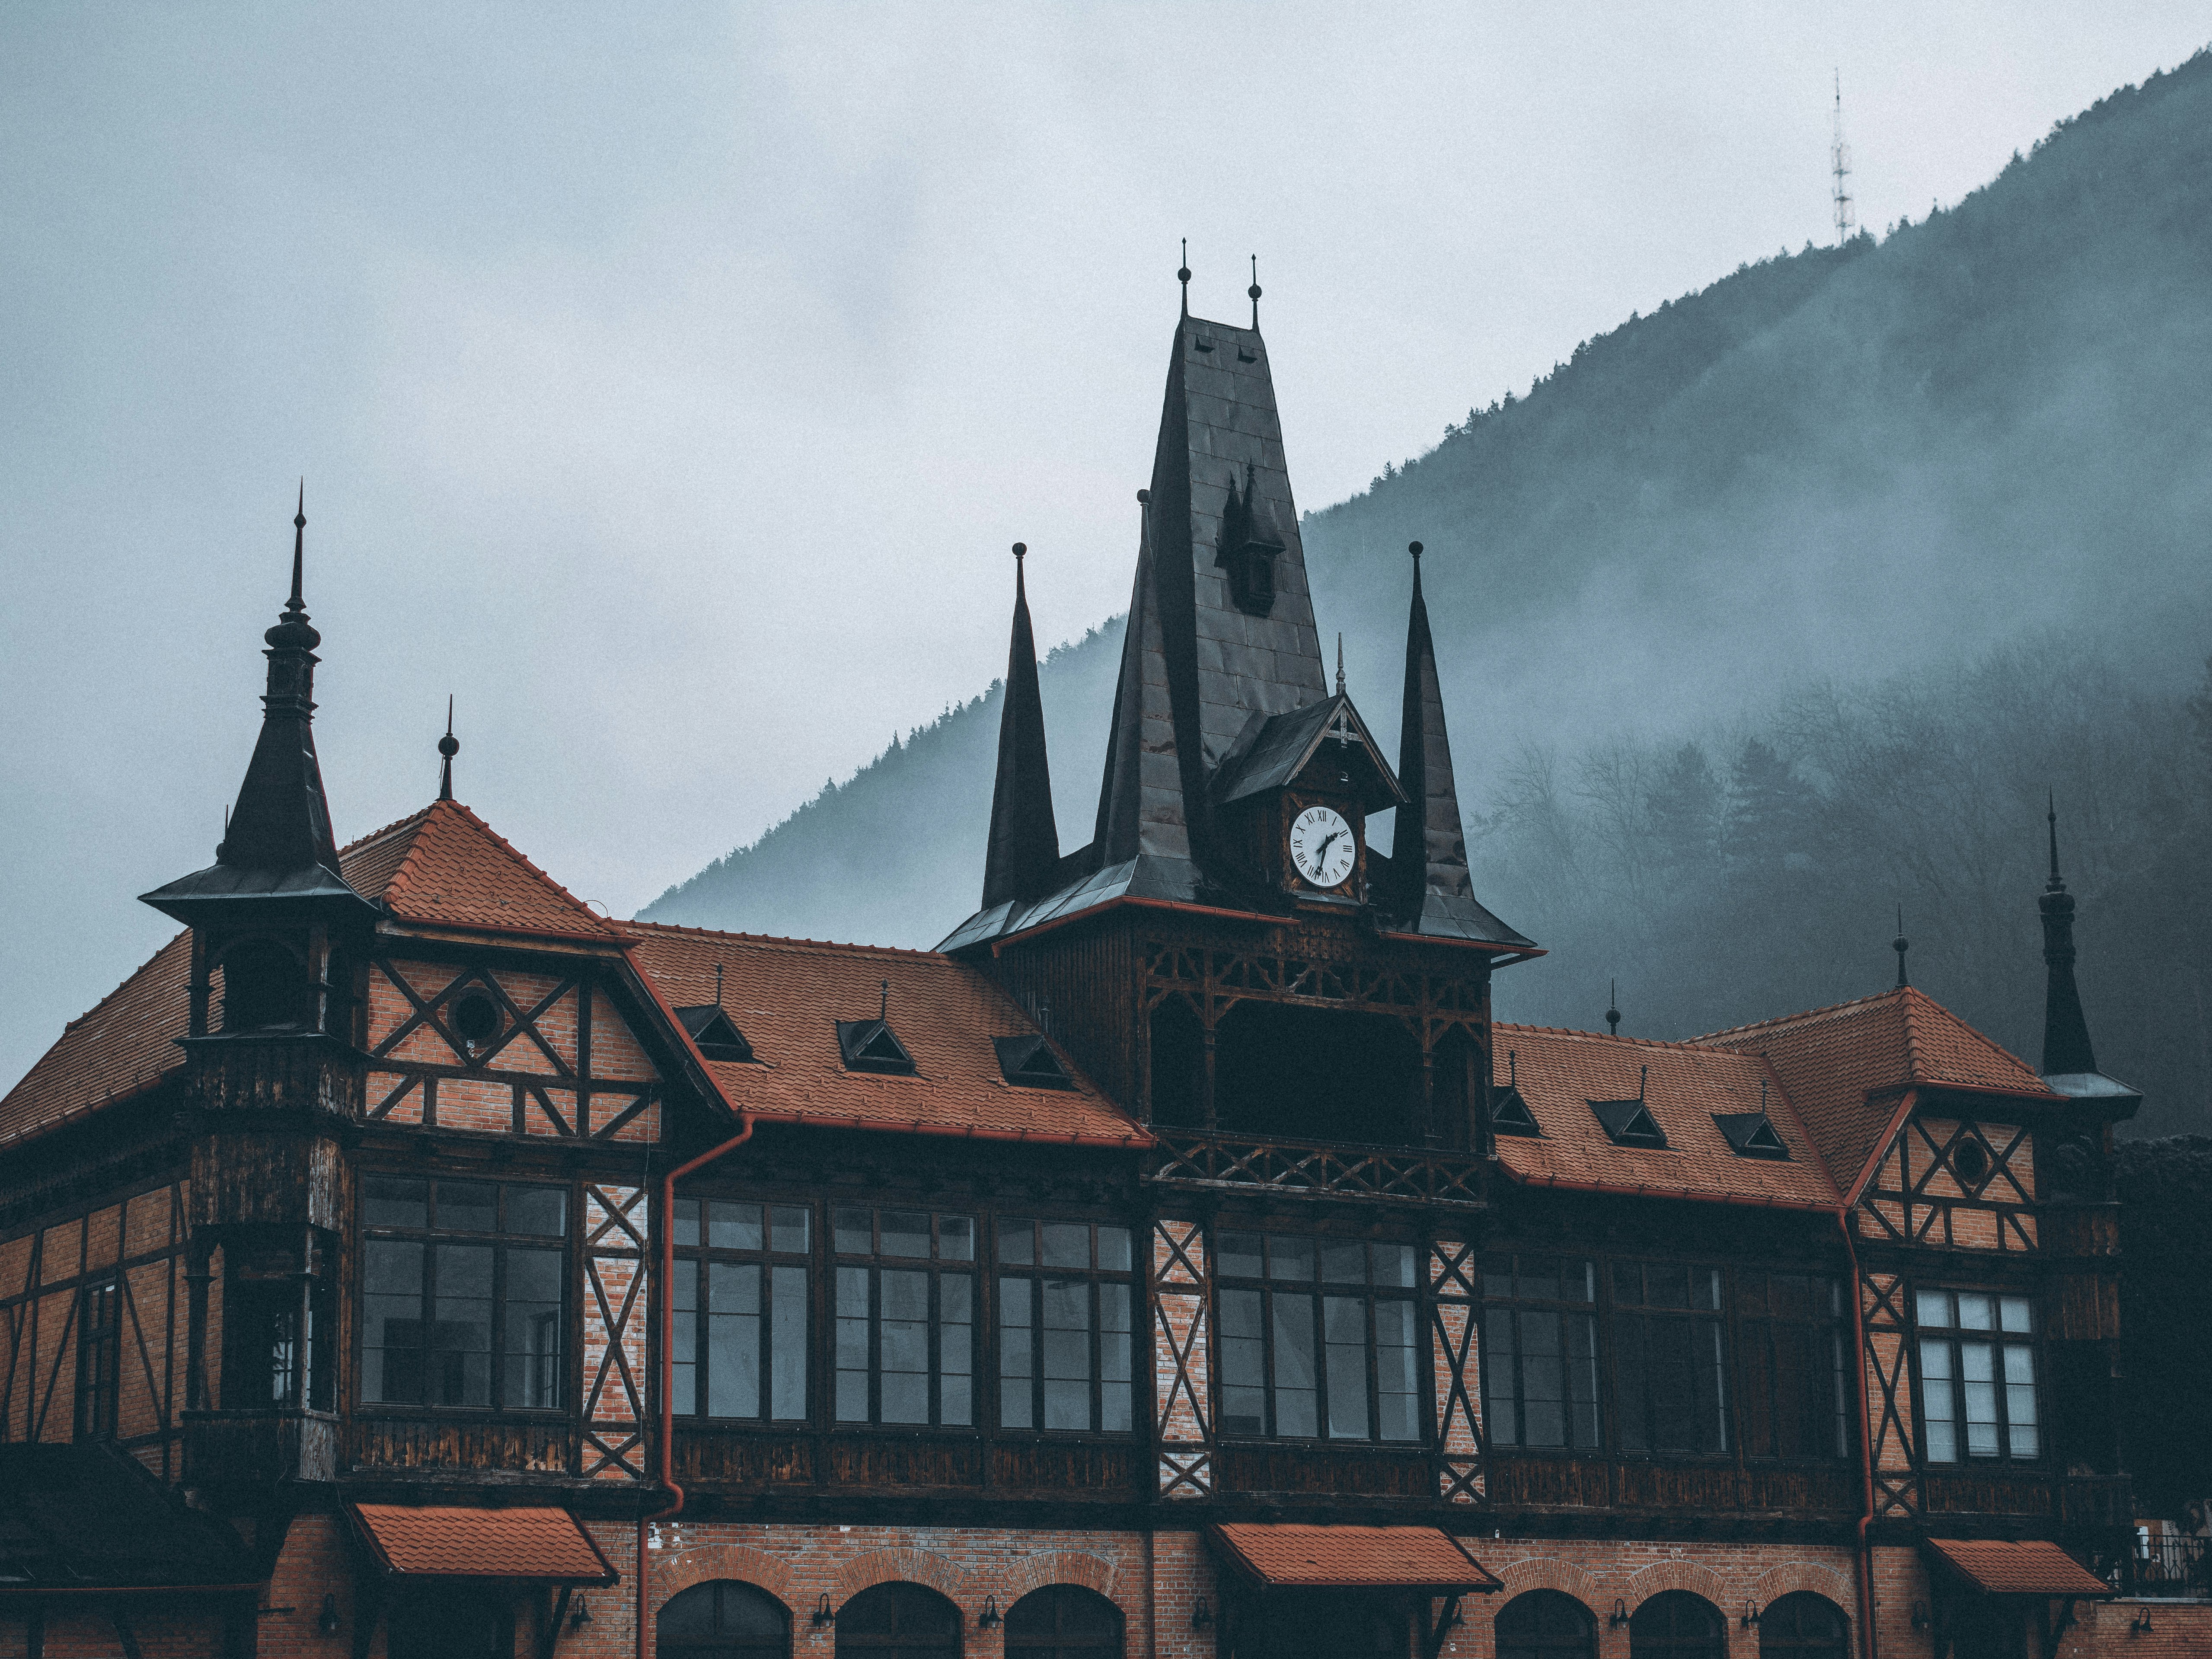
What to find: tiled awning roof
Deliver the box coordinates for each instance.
[349,1505,617,1584]
[1925,1539,2111,1597]
[1208,1525,1501,1592]
[0,1446,257,1592]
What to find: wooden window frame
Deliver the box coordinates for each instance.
[1212,1228,1424,1446]
[1478,1251,1602,1452]
[75,1278,122,1441]
[1608,1259,1733,1458]
[1912,1286,2042,1465]
[1734,1269,1851,1464]
[994,1217,1139,1437]
[830,1206,977,1429]
[670,1197,810,1423]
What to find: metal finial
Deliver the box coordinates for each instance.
[1335,632,1345,696]
[1893,903,1910,989]
[438,695,459,801]
[1606,981,1621,1037]
[1178,239,1190,317]
[1408,540,1424,562]
[2046,789,2065,893]
[714,963,724,1008]
[1012,541,1026,562]
[1248,255,1261,329]
[1508,1051,1518,1087]
[879,978,889,1022]
[1638,1064,1648,1101]
[287,480,307,616]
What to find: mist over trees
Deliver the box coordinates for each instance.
[643,51,2212,1134]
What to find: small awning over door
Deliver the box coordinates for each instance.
[1924,1540,2111,1598]
[1208,1525,1503,1592]
[348,1505,619,1585]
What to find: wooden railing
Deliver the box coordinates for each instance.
[1143,1133,1487,1209]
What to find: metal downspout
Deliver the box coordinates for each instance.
[1838,1203,1880,1659]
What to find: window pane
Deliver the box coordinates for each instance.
[770,1265,807,1420]
[1100,1282,1133,1410]
[1957,1293,1994,1332]
[999,1277,1033,1429]
[503,1247,564,1409]
[1481,1306,1518,1446]
[880,1268,930,1419]
[1481,1254,1515,1300]
[673,1260,698,1416]
[1273,1296,1318,1436]
[769,1205,809,1254]
[430,1244,492,1406]
[1320,1241,1365,1284]
[940,1215,976,1262]
[1270,1235,1315,1283]
[364,1177,428,1230]
[1375,1299,1420,1441]
[1920,1337,1957,1462]
[833,1207,872,1255]
[506,1186,566,1238]
[708,1201,761,1251]
[1999,1296,2032,1334]
[1374,1243,1417,1289]
[673,1196,701,1246]
[1570,1261,1597,1305]
[1324,1295,1370,1439]
[1613,1261,1643,1306]
[940,1273,974,1426]
[1916,1289,1953,1327]
[1097,1225,1133,1273]
[2004,1345,2038,1458]
[1042,1224,1089,1269]
[1520,1255,1561,1301]
[1520,1308,1566,1448]
[1000,1219,1037,1265]
[707,1262,760,1418]
[1041,1278,1090,1430]
[1647,1263,1692,1310]
[1568,1312,1601,1448]
[363,1240,425,1404]
[1218,1231,1264,1279]
[439,1182,497,1233]
[1220,1288,1267,1435]
[1962,1341,1999,1456]
[835,1266,869,1421]
[881,1211,931,1259]
[1615,1314,1648,1452]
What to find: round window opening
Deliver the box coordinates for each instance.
[1951,1137,1989,1186]
[450,992,501,1046]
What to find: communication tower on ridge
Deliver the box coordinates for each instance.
[1831,70,1857,245]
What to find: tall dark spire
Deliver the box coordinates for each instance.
[143,489,369,924]
[1178,240,1190,319]
[439,696,459,801]
[2039,793,2098,1077]
[1893,904,1910,988]
[981,542,1060,909]
[1248,255,1261,330]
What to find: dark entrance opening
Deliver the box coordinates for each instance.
[1230,1589,1405,1657]
[1757,1594,1848,1659]
[835,1582,961,1658]
[1214,1002,1419,1145]
[386,1584,508,1659]
[1628,1592,1724,1659]
[658,1580,793,1658]
[1004,1585,1122,1658]
[1495,1589,1597,1659]
[1148,998,1205,1129]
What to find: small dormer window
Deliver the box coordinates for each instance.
[1489,1088,1540,1137]
[1713,1112,1789,1159]
[1589,1097,1666,1149]
[837,1018,915,1075]
[993,1034,1073,1091]
[676,1004,753,1064]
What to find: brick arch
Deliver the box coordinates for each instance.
[998,1553,1124,1608]
[1623,1561,1734,1615]
[1745,1567,1857,1625]
[833,1548,972,1611]
[656,1544,800,1615]
[1491,1556,1610,1615]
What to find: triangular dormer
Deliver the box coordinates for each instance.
[1590,1097,1667,1149]
[676,1005,754,1064]
[1712,1111,1789,1159]
[837,1018,915,1075]
[993,1034,1074,1091]
[1490,1088,1540,1137]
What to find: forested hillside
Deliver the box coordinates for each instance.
[645,51,2212,1134]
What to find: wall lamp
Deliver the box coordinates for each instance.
[1740,1600,1761,1629]
[1191,1596,1213,1630]
[978,1596,1001,1630]
[1909,1602,1930,1631]
[317,1595,341,1637]
[812,1595,836,1629]
[570,1595,592,1631]
[1609,1598,1630,1629]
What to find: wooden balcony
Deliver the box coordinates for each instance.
[1143,1132,1488,1210]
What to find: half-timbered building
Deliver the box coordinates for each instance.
[0,288,2183,1659]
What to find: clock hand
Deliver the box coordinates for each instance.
[1311,830,1340,866]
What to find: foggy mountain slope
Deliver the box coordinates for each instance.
[642,53,2212,1129]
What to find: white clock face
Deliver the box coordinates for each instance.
[1289,805,1357,889]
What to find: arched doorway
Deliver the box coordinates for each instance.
[658,1580,792,1658]
[1629,1592,1725,1659]
[835,1582,961,1659]
[1495,1589,1597,1659]
[1759,1594,1848,1659]
[1005,1585,1122,1658]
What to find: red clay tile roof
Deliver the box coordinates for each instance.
[624,922,1149,1147]
[1924,1539,2110,1597]
[1694,988,2059,1200]
[350,799,621,940]
[0,932,195,1149]
[349,1504,617,1583]
[1490,1024,1841,1209]
[1209,1525,1502,1591]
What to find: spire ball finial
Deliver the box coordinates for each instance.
[1606,980,1621,1037]
[1178,239,1191,317]
[1012,542,1026,561]
[1248,254,1261,328]
[1408,540,1423,561]
[1893,903,1910,989]
[438,695,459,800]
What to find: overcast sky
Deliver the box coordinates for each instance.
[3,3,2206,1093]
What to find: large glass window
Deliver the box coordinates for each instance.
[833,1207,975,1427]
[1916,1289,2038,1462]
[671,1198,808,1421]
[1737,1271,1849,1461]
[997,1218,1136,1434]
[1612,1260,1730,1455]
[361,1177,567,1409]
[222,1237,335,1412]
[1215,1231,1420,1442]
[1480,1253,1600,1450]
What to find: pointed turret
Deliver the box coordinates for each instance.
[1379,542,1534,948]
[982,544,1060,908]
[2036,797,2139,1112]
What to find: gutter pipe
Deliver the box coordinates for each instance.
[1837,1202,1880,1659]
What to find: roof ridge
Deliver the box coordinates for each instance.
[1492,1021,1763,1056]
[393,799,617,936]
[1690,986,1906,1044]
[1896,985,1928,1078]
[1896,985,2052,1087]
[623,918,951,963]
